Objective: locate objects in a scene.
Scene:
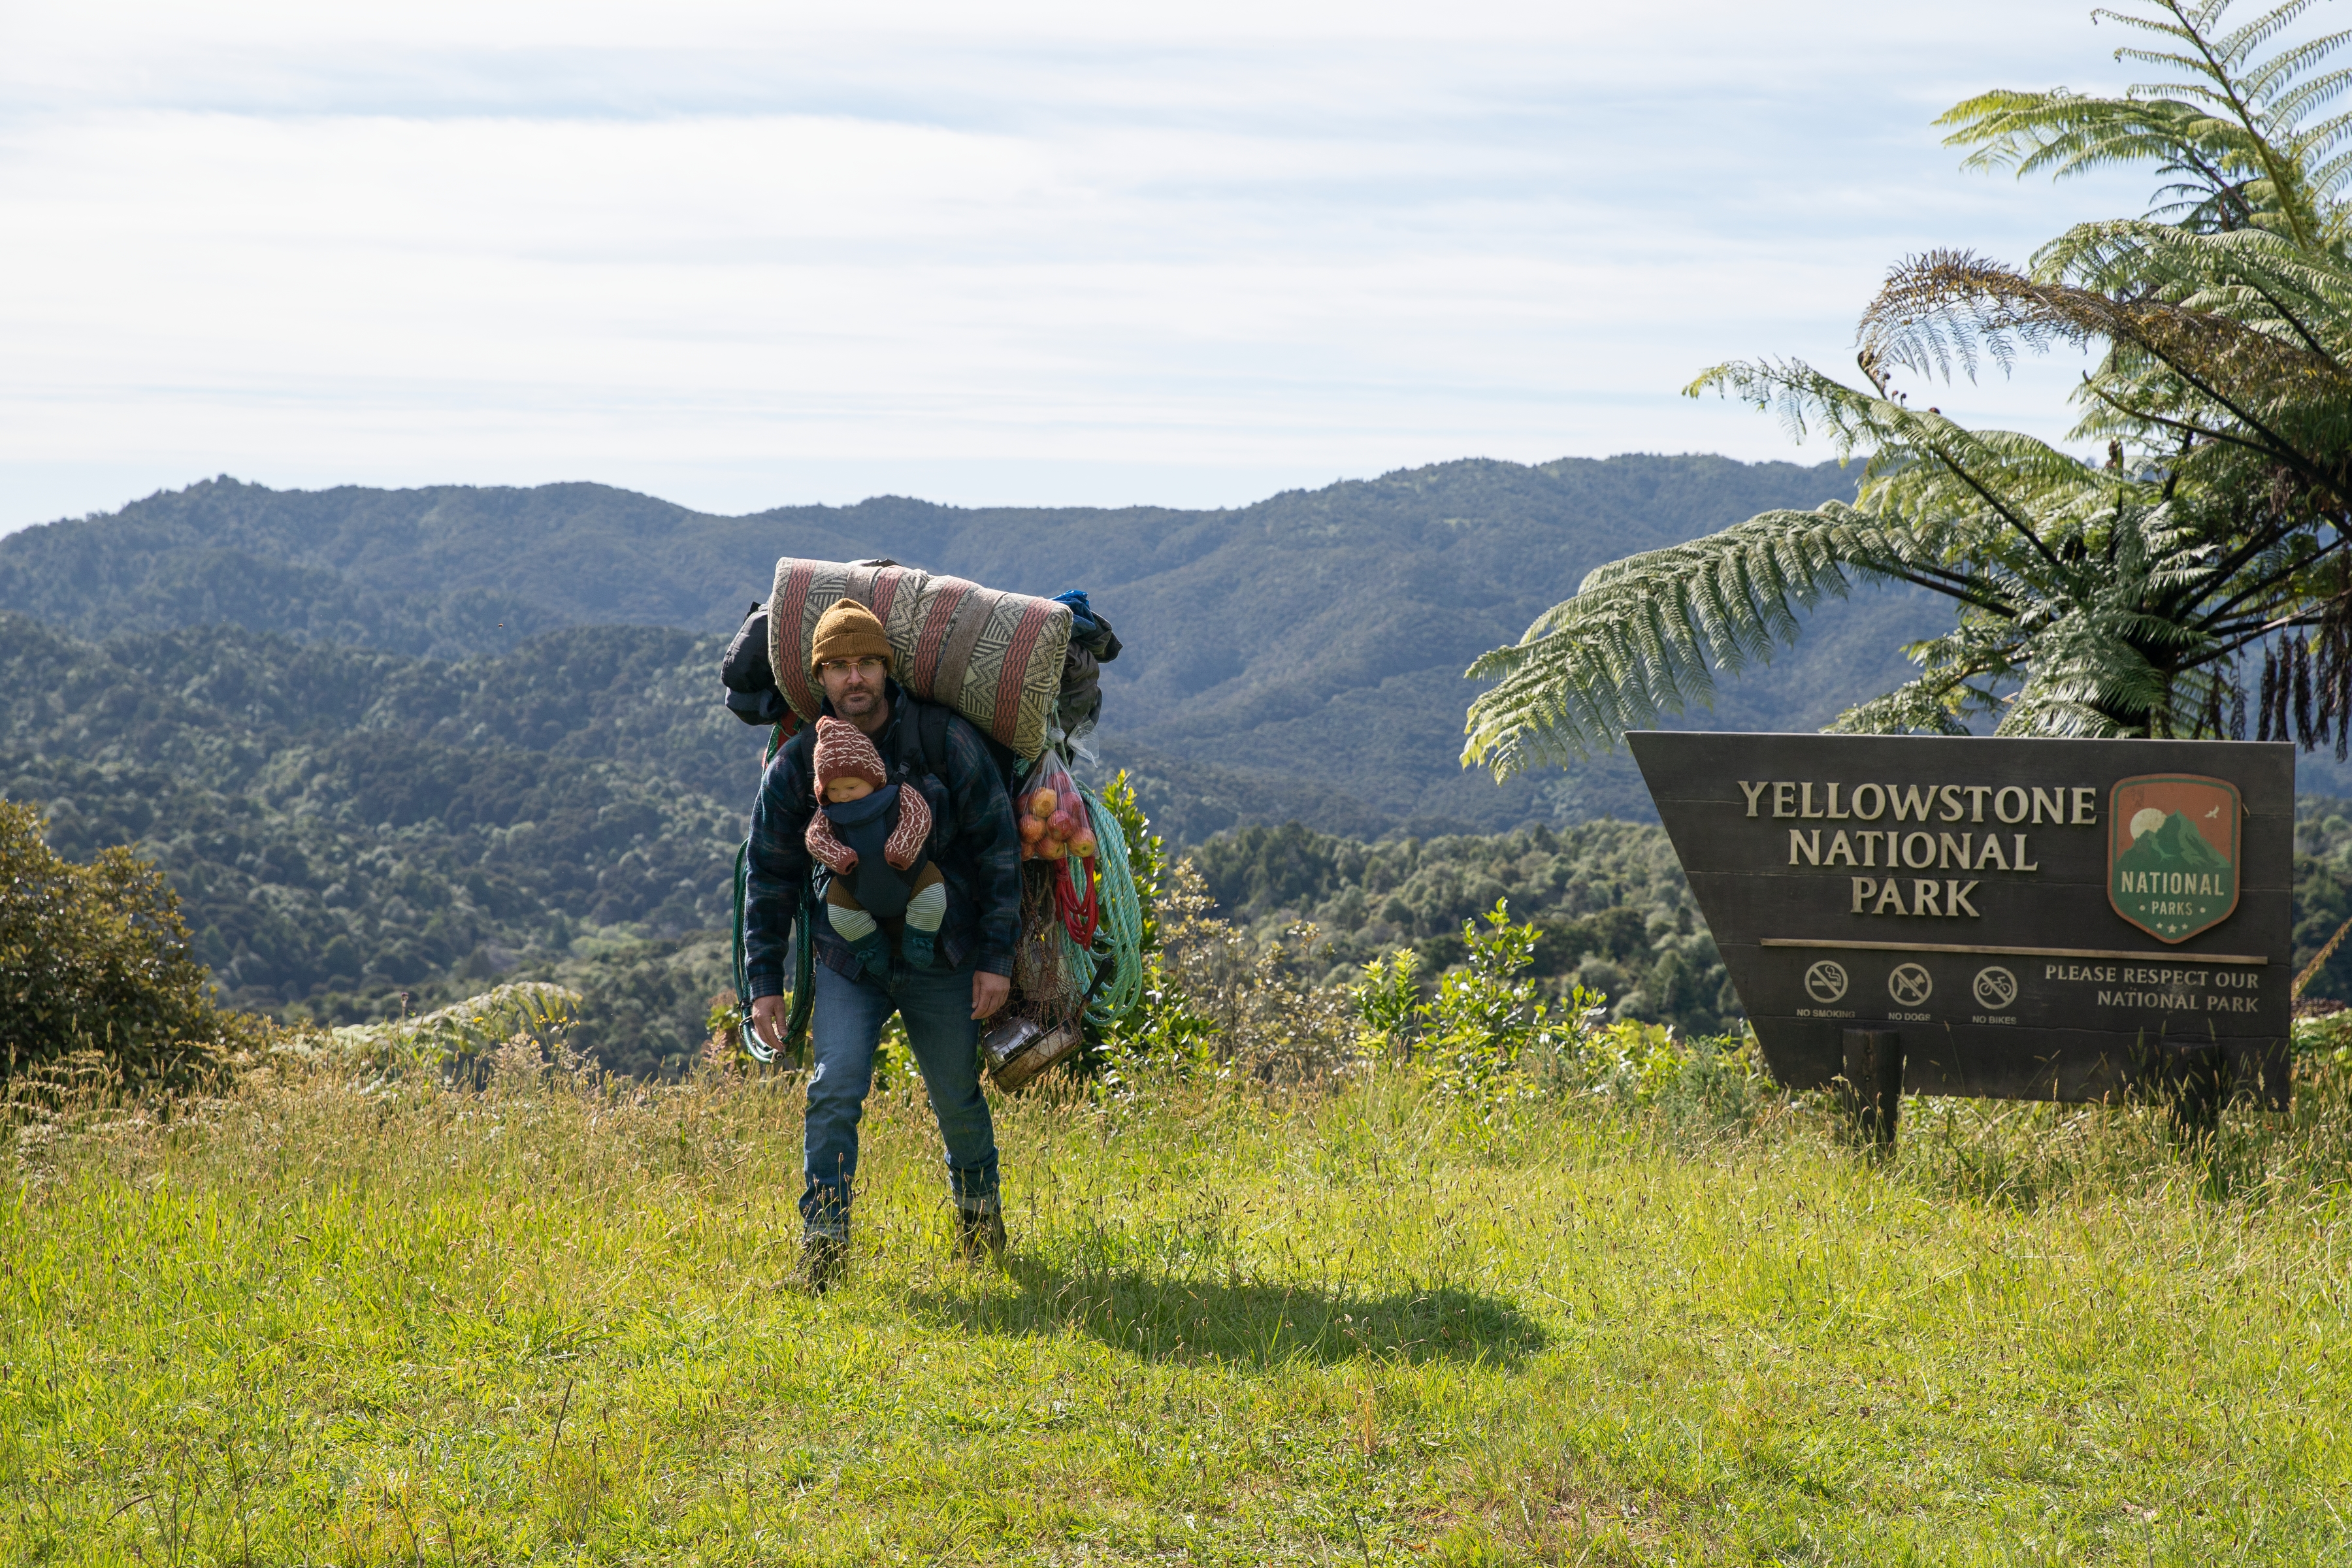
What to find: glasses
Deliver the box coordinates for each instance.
[819,657,887,678]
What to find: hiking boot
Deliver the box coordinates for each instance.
[802,1232,848,1293]
[955,1204,1007,1263]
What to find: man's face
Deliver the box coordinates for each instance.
[818,656,889,723]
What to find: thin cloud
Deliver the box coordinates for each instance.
[0,1,2275,526]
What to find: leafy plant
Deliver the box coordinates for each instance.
[2292,1004,2352,1063]
[1098,768,1166,953]
[1353,948,1423,1058]
[0,800,248,1095]
[1419,903,1554,1114]
[318,981,581,1080]
[1192,819,1740,1037]
[1938,0,2352,249]
[1350,900,1609,1117]
[1110,860,1356,1085]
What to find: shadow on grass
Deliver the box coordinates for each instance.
[902,1256,1547,1369]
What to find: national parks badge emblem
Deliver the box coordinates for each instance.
[2108,774,2242,943]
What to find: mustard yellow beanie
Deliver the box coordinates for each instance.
[809,600,892,674]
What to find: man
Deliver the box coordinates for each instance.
[743,599,1021,1290]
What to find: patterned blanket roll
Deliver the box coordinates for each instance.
[765,557,1073,760]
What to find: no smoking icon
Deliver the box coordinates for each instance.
[1803,960,1849,1003]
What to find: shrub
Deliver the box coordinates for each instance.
[1420,902,1556,1116]
[1353,947,1422,1058]
[0,800,248,1094]
[316,981,582,1081]
[1112,860,1356,1085]
[1353,900,1611,1118]
[1098,768,1164,955]
[2293,1004,2352,1069]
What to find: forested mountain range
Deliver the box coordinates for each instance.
[1,455,1957,838]
[0,613,750,1026]
[16,455,2352,1050]
[0,610,1753,1039]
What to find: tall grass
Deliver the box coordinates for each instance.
[5,1032,2349,1564]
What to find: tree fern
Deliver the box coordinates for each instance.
[1464,1,2352,781]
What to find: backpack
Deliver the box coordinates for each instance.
[724,582,1120,1062]
[719,602,792,728]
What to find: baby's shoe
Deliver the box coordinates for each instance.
[902,926,938,969]
[847,927,892,979]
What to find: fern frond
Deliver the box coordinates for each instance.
[1462,505,1919,776]
[1825,678,1982,736]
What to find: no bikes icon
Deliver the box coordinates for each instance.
[1972,965,2018,1011]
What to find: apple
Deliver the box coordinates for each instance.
[1028,789,1058,819]
[1048,811,1077,838]
[1071,833,1097,858]
[1041,836,1069,859]
[1018,816,1045,843]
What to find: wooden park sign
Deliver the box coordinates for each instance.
[1628,733,2294,1134]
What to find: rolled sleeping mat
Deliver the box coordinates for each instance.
[766,557,1074,760]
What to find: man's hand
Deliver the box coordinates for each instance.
[972,971,1010,1021]
[750,992,791,1049]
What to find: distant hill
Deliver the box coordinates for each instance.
[14,606,2352,1043]
[0,455,1957,836]
[0,613,754,1023]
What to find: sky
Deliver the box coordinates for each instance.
[0,0,2254,532]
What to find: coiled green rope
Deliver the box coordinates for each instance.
[1075,784,1145,1029]
[734,721,814,1066]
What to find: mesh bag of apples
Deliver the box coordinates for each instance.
[1016,751,1098,864]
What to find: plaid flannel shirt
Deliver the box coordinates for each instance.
[742,684,1021,995]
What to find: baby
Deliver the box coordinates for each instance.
[804,717,948,975]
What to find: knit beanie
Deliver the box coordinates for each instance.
[810,600,893,674]
[812,716,889,794]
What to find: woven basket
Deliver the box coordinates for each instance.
[766,557,1072,760]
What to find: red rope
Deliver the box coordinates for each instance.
[1054,852,1099,948]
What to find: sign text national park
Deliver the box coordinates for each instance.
[1629,734,2293,1107]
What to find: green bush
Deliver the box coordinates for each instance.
[316,981,583,1081]
[1105,860,1355,1085]
[1421,903,1556,1116]
[0,800,246,1094]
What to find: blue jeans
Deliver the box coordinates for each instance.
[802,960,1000,1238]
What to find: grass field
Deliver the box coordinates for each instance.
[4,1043,2350,1565]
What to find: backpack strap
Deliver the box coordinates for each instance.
[891,696,1024,821]
[877,696,955,783]
[919,702,955,781]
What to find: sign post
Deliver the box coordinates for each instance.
[1627,733,2294,1129]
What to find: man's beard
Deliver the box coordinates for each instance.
[834,685,881,719]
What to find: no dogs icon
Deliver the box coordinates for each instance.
[1886,964,1933,1007]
